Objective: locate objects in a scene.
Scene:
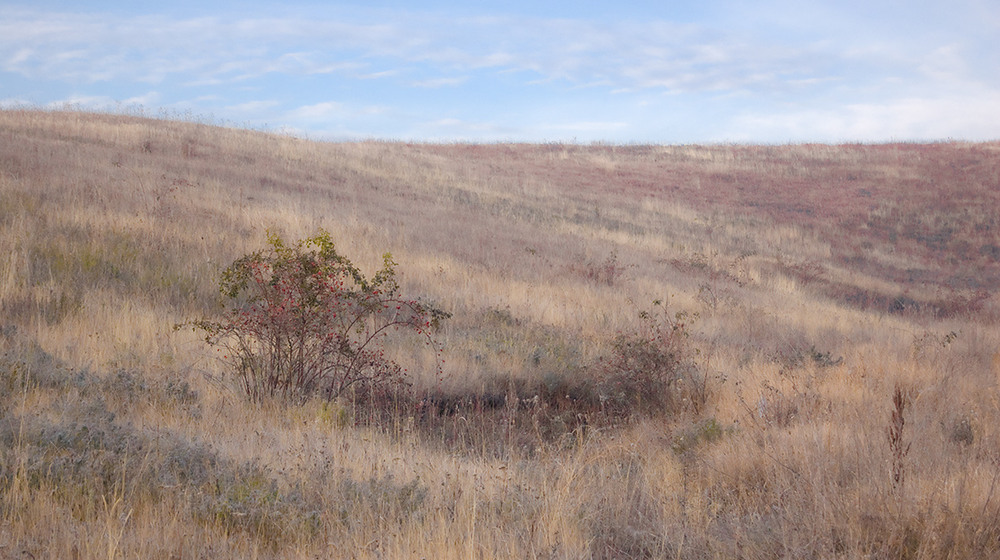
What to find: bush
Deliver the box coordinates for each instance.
[186,231,447,404]
[598,301,703,418]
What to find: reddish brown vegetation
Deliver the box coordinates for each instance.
[423,141,1000,314]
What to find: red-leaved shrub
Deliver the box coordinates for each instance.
[187,231,447,404]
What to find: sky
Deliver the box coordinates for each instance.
[2,0,999,143]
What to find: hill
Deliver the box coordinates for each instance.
[1,109,999,558]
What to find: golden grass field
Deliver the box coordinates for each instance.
[1,109,1000,559]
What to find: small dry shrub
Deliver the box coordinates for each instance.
[597,302,704,419]
[197,462,320,550]
[184,230,448,404]
[670,417,728,455]
[334,473,427,525]
[948,416,974,446]
[577,250,627,286]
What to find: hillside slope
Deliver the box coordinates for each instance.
[1,109,999,558]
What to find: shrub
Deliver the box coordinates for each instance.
[578,250,627,286]
[598,301,704,418]
[185,231,447,404]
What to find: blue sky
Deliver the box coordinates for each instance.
[2,0,999,143]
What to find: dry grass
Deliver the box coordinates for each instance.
[2,108,1000,558]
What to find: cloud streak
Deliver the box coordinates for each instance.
[0,8,875,92]
[1,2,998,142]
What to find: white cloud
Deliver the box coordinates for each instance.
[410,76,468,88]
[225,100,280,113]
[726,91,1000,142]
[538,121,629,133]
[123,92,160,106]
[0,97,31,108]
[285,101,390,123]
[359,70,400,80]
[5,48,33,67]
[287,101,347,120]
[46,94,117,109]
[428,118,463,127]
[917,45,969,82]
[40,92,160,112]
[417,117,519,140]
[268,53,361,76]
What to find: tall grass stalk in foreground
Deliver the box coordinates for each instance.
[888,384,910,493]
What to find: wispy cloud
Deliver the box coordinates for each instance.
[286,101,389,122]
[417,117,519,141]
[285,101,350,122]
[41,92,160,111]
[538,121,629,133]
[410,77,468,88]
[45,94,119,109]
[1,2,998,142]
[0,97,32,108]
[0,7,863,93]
[122,92,161,106]
[726,89,1000,142]
[225,100,280,114]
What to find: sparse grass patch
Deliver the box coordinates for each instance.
[196,462,321,551]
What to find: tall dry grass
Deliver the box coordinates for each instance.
[1,108,999,558]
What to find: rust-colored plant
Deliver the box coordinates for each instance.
[888,385,911,491]
[185,230,447,403]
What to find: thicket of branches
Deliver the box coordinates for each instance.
[186,231,447,403]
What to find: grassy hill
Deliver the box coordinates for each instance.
[1,109,999,558]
